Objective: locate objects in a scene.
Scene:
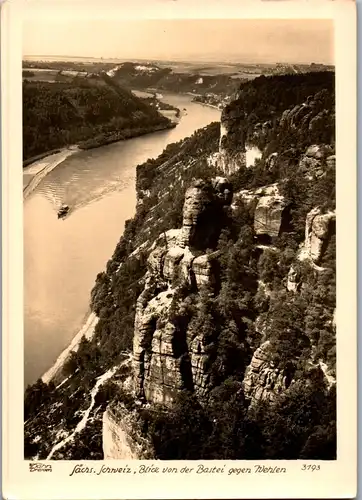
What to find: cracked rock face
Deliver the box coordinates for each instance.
[217,109,247,175]
[133,287,181,404]
[102,405,154,459]
[217,151,247,176]
[243,341,289,406]
[180,179,232,250]
[235,183,288,237]
[132,179,232,405]
[254,195,288,238]
[286,207,335,293]
[188,333,210,397]
[236,184,288,238]
[304,207,336,264]
[298,144,335,180]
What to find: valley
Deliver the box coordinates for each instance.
[24,70,336,461]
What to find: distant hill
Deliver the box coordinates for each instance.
[23,74,174,161]
[104,62,242,95]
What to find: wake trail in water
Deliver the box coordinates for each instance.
[23,148,79,200]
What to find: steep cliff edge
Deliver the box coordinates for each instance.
[102,404,154,459]
[216,72,334,176]
[24,71,336,461]
[133,178,232,405]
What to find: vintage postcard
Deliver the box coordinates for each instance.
[2,0,357,498]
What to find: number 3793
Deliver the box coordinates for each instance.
[301,464,321,471]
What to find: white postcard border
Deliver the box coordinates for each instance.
[2,1,357,499]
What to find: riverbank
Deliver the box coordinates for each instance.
[198,102,221,110]
[42,312,99,384]
[23,147,80,199]
[24,91,220,387]
[149,88,221,110]
[78,121,176,150]
[23,122,177,199]
[23,149,63,168]
[191,98,221,110]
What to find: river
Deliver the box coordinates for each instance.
[24,92,221,387]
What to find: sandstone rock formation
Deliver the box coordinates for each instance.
[298,144,335,180]
[217,151,247,177]
[180,178,231,249]
[102,405,154,459]
[132,178,232,405]
[287,207,336,292]
[217,108,247,175]
[286,265,301,292]
[235,183,288,239]
[299,207,336,265]
[279,90,333,133]
[254,192,288,238]
[243,341,290,406]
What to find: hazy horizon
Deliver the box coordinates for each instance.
[23,9,334,66]
[22,54,334,66]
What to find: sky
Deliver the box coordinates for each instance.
[22,1,334,64]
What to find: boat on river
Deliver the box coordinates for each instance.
[57,204,69,219]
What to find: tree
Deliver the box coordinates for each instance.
[24,379,53,421]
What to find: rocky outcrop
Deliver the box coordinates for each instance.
[280,103,311,129]
[187,331,210,397]
[180,178,232,250]
[217,142,261,173]
[254,192,288,239]
[102,405,154,459]
[287,207,336,292]
[133,178,232,405]
[298,144,335,180]
[266,152,278,171]
[286,265,301,292]
[243,338,332,408]
[215,86,335,180]
[280,90,334,131]
[243,341,290,406]
[217,151,247,177]
[123,80,335,418]
[217,108,247,175]
[236,183,288,239]
[299,207,336,265]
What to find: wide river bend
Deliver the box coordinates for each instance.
[24,93,220,386]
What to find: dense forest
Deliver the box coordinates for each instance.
[221,71,334,153]
[23,76,173,161]
[24,71,336,461]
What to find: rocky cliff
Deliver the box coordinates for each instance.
[216,74,334,177]
[133,178,232,405]
[235,183,288,239]
[102,404,153,459]
[24,71,336,461]
[287,206,336,291]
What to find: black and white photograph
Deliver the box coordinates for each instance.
[1,0,357,497]
[22,8,338,462]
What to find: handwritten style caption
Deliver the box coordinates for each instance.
[68,463,293,477]
[28,462,321,476]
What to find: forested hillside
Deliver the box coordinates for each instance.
[23,76,173,161]
[24,71,336,461]
[106,62,241,97]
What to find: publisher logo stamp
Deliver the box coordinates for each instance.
[29,463,52,473]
